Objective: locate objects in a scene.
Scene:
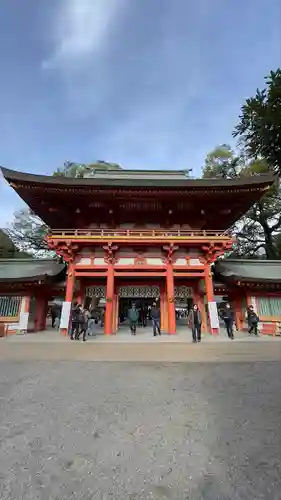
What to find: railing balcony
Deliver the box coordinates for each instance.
[47,228,233,241]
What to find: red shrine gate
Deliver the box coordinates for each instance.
[1,166,275,336]
[47,229,234,335]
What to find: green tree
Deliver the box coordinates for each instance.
[7,161,123,256]
[53,160,122,178]
[233,69,281,174]
[203,144,242,179]
[6,210,50,257]
[202,146,281,259]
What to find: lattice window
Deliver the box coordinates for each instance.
[174,286,192,298]
[85,286,106,298]
[0,296,21,317]
[256,297,281,317]
[119,286,160,298]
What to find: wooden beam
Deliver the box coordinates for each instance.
[74,272,107,277]
[114,272,167,277]
[173,272,205,277]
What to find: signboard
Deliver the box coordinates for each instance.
[19,311,29,331]
[60,301,71,329]
[208,301,220,329]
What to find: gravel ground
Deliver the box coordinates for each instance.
[0,361,280,500]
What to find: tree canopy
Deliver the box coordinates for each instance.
[7,161,122,257]
[53,160,122,178]
[202,145,281,259]
[233,69,281,175]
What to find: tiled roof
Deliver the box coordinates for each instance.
[215,259,281,283]
[0,259,65,282]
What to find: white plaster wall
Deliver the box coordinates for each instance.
[146,258,163,265]
[115,258,135,265]
[76,257,91,265]
[174,258,187,266]
[94,258,106,265]
[189,258,202,266]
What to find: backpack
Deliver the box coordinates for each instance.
[128,308,138,323]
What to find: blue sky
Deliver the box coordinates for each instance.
[0,0,280,227]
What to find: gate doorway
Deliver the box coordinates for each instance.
[174,286,193,326]
[117,285,160,332]
[119,297,159,328]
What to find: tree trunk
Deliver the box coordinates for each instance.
[262,222,277,259]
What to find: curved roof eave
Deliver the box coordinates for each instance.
[0,166,277,189]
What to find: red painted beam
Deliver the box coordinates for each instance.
[74,272,107,277]
[114,272,167,277]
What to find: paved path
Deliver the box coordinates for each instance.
[0,360,280,499]
[1,332,281,362]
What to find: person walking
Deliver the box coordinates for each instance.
[127,303,139,335]
[100,307,105,328]
[222,303,235,339]
[188,304,202,343]
[151,302,161,336]
[138,307,144,327]
[50,303,58,328]
[77,307,90,341]
[87,310,96,337]
[142,305,148,327]
[247,305,259,336]
[74,305,84,340]
[70,302,80,340]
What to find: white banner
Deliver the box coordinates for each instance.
[208,301,220,329]
[60,301,71,329]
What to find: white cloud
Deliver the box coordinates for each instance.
[42,0,125,69]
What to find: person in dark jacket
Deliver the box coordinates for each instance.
[151,302,161,336]
[50,304,59,328]
[70,302,80,340]
[222,303,235,339]
[127,303,139,335]
[247,305,259,336]
[188,304,202,343]
[77,307,90,341]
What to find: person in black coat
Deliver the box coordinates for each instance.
[247,305,259,336]
[70,302,80,340]
[188,304,202,343]
[151,302,161,336]
[222,303,235,339]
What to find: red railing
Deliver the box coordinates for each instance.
[48,228,231,239]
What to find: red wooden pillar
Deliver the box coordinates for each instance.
[231,294,242,331]
[104,264,114,335]
[204,263,218,334]
[166,263,176,334]
[111,293,118,334]
[34,296,48,331]
[160,286,165,332]
[61,263,75,335]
